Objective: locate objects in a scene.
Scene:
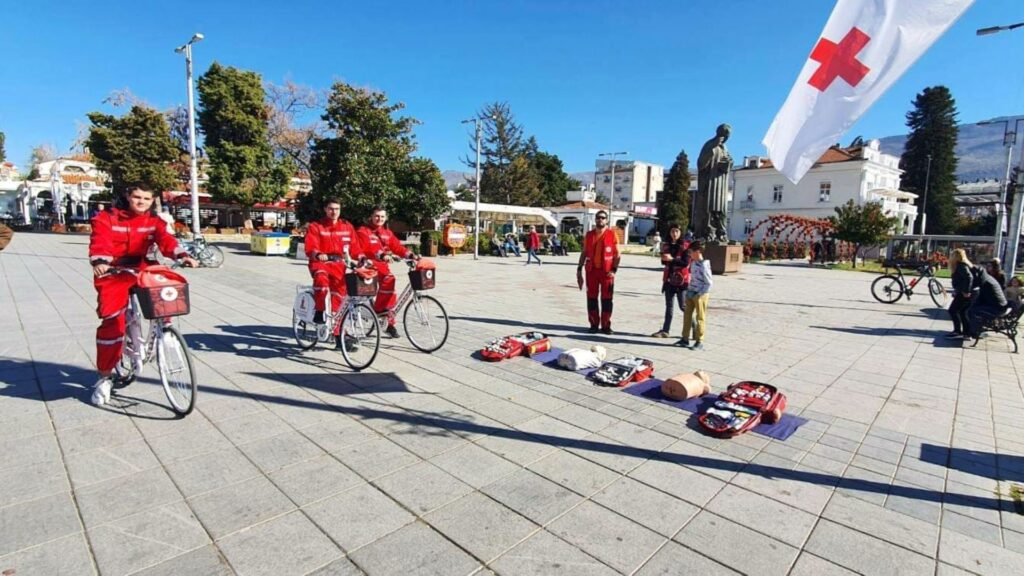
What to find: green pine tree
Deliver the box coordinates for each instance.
[658,149,691,237]
[304,82,449,227]
[525,139,580,207]
[900,86,959,234]
[85,106,178,196]
[197,62,291,217]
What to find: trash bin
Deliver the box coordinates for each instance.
[251,232,291,255]
[421,233,438,257]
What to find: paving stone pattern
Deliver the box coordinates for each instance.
[1,233,1023,575]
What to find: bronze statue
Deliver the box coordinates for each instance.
[694,124,732,243]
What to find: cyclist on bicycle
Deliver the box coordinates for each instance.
[89,186,198,406]
[304,198,366,345]
[356,206,418,338]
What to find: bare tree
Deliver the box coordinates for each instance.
[265,79,327,174]
[102,88,149,109]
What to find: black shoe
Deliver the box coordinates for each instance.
[385,325,400,338]
[944,332,963,340]
[588,326,599,334]
[691,342,704,351]
[601,327,612,335]
[313,311,325,324]
[674,339,691,348]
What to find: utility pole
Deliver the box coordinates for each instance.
[175,33,204,237]
[461,117,483,259]
[920,153,932,236]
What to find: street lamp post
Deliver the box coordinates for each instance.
[598,151,628,242]
[978,23,1024,275]
[920,153,932,236]
[175,33,204,237]
[461,117,483,260]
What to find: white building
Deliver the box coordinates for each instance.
[730,140,918,241]
[14,157,108,225]
[594,159,664,212]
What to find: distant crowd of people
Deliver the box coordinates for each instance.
[489,227,567,260]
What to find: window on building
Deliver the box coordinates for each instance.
[772,184,783,203]
[743,219,753,235]
[746,185,754,201]
[819,181,831,202]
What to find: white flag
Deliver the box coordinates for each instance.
[763,0,975,184]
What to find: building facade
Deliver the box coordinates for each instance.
[730,140,918,241]
[14,158,108,225]
[594,159,664,212]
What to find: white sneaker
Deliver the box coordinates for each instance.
[91,377,113,406]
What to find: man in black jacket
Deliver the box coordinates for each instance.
[967,265,1009,338]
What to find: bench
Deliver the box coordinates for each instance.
[971,307,1024,353]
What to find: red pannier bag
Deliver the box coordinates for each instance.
[409,258,436,290]
[698,381,787,438]
[134,266,190,319]
[480,332,550,361]
[345,267,379,297]
[588,357,655,387]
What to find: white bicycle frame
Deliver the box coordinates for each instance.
[294,286,375,342]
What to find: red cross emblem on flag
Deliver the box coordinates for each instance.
[807,27,871,91]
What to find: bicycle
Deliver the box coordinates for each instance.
[106,266,197,416]
[178,235,225,268]
[870,261,947,307]
[375,257,449,353]
[292,256,381,370]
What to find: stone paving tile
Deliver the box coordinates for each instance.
[591,476,700,538]
[789,552,859,575]
[88,501,210,575]
[267,454,364,506]
[303,482,414,553]
[131,545,234,576]
[547,500,666,574]
[0,491,82,557]
[425,491,538,563]
[75,466,182,529]
[163,445,262,498]
[372,460,474,516]
[823,492,938,556]
[526,449,620,497]
[635,541,740,575]
[805,519,935,576]
[939,529,1024,574]
[674,511,799,576]
[0,532,94,576]
[349,521,481,575]
[188,475,295,540]
[706,484,818,547]
[481,468,584,526]
[218,511,343,576]
[489,529,618,576]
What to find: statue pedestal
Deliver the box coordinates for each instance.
[705,243,743,275]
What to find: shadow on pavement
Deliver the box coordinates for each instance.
[809,325,962,348]
[920,444,1024,484]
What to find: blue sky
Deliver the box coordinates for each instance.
[2,0,1022,174]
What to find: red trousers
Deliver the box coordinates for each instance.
[368,261,396,326]
[585,269,614,329]
[94,272,137,373]
[309,261,347,314]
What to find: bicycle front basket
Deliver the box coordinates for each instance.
[134,266,190,319]
[409,259,436,290]
[345,269,379,297]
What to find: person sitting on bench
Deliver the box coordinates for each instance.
[491,233,507,257]
[967,263,1010,338]
[550,234,566,256]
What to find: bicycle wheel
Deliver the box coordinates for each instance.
[156,325,197,416]
[292,310,319,350]
[871,274,904,304]
[403,294,449,353]
[199,245,225,268]
[339,302,381,370]
[928,278,948,308]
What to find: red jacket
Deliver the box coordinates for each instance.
[528,231,541,250]
[356,225,408,262]
[305,218,364,260]
[583,228,619,272]
[89,208,184,266]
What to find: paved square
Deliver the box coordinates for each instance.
[1,232,1023,575]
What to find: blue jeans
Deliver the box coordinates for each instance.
[661,284,685,332]
[526,249,541,264]
[505,243,520,256]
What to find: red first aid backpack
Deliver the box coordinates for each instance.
[480,332,551,361]
[698,381,787,438]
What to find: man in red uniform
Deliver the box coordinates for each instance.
[89,187,197,406]
[356,206,415,338]
[576,210,620,334]
[304,198,365,342]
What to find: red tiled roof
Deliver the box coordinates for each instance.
[61,174,103,185]
[752,146,862,170]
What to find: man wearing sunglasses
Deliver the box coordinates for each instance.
[577,210,620,334]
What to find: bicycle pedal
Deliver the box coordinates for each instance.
[316,325,331,341]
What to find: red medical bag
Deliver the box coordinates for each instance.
[698,381,787,437]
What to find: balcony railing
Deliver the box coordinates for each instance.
[739,200,756,210]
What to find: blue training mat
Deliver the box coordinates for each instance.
[622,379,808,441]
[529,348,563,364]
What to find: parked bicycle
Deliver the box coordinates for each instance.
[871,261,947,307]
[106,266,197,416]
[178,235,225,268]
[376,257,449,353]
[292,256,382,370]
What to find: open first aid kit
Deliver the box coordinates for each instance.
[588,356,654,387]
[480,332,552,361]
[698,381,787,437]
